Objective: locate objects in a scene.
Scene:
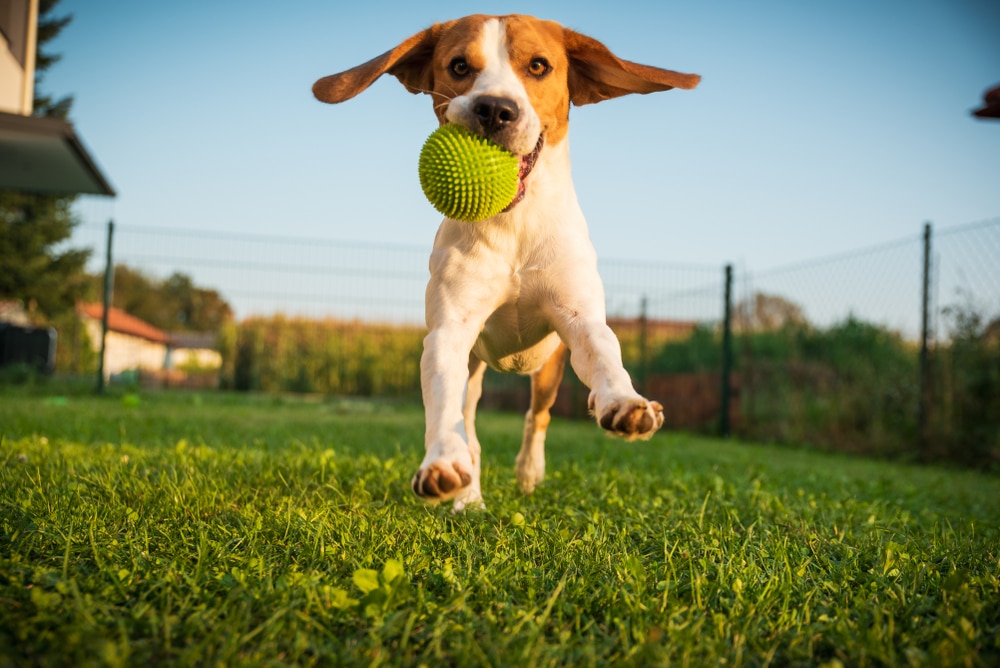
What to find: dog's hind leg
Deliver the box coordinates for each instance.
[516,342,568,493]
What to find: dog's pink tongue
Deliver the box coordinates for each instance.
[518,154,532,180]
[503,136,543,213]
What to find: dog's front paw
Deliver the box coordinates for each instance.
[590,393,664,441]
[411,460,471,500]
[411,441,476,503]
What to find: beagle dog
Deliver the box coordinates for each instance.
[313,14,699,510]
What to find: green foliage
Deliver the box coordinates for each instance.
[98,265,234,333]
[346,558,412,622]
[0,392,997,666]
[0,362,39,385]
[649,324,721,373]
[0,193,89,319]
[48,308,97,375]
[932,297,1000,466]
[653,317,921,457]
[32,0,74,119]
[219,316,424,396]
[743,318,920,456]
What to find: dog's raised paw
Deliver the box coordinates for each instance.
[594,397,664,441]
[411,460,473,501]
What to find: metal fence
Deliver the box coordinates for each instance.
[71,216,1000,465]
[71,222,732,327]
[73,217,999,335]
[72,223,432,324]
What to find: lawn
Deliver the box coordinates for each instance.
[1,389,998,667]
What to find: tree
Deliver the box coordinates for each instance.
[0,0,86,321]
[0,196,90,317]
[733,292,808,332]
[160,272,233,332]
[32,0,75,119]
[99,265,233,333]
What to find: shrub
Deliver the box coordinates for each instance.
[933,298,1000,467]
[219,315,424,397]
[654,317,920,458]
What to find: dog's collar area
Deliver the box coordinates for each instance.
[503,134,544,213]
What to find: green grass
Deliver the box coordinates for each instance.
[1,390,998,667]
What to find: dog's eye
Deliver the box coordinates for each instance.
[449,57,471,78]
[528,57,551,78]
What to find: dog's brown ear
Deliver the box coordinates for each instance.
[564,28,700,106]
[313,25,443,104]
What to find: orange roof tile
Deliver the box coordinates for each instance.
[78,303,170,344]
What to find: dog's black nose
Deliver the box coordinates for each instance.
[473,95,519,134]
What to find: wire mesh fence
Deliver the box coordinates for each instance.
[933,218,1000,338]
[65,216,999,466]
[72,224,432,324]
[922,219,1000,466]
[741,234,926,338]
[729,218,999,465]
[72,222,732,327]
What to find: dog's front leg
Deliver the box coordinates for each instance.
[411,324,483,508]
[555,309,665,441]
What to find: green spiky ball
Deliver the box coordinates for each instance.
[418,123,520,222]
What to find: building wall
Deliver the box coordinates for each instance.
[104,331,167,376]
[83,318,167,378]
[0,0,37,115]
[0,46,26,113]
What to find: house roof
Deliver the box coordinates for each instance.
[0,111,116,196]
[78,303,169,344]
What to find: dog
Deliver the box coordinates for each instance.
[313,14,699,510]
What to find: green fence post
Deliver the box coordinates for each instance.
[720,263,733,438]
[638,294,648,395]
[918,222,932,456]
[96,220,114,394]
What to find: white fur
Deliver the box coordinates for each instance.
[443,19,542,155]
[311,14,697,508]
[413,18,663,510]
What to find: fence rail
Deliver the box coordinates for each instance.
[68,216,999,467]
[73,217,999,336]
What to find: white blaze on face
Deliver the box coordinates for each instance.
[444,18,542,156]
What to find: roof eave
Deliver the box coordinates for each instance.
[0,111,116,196]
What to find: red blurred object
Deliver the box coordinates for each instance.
[973,84,1000,119]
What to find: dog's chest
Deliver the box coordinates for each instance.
[474,291,560,374]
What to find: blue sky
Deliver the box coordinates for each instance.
[50,0,999,273]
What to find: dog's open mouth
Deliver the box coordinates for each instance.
[502,134,544,213]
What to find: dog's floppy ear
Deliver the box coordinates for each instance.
[564,28,700,106]
[313,24,445,104]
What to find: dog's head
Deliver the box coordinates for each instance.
[313,15,699,205]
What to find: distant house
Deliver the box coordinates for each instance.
[78,303,170,378]
[77,304,221,382]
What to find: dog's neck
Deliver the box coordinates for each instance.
[432,136,589,262]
